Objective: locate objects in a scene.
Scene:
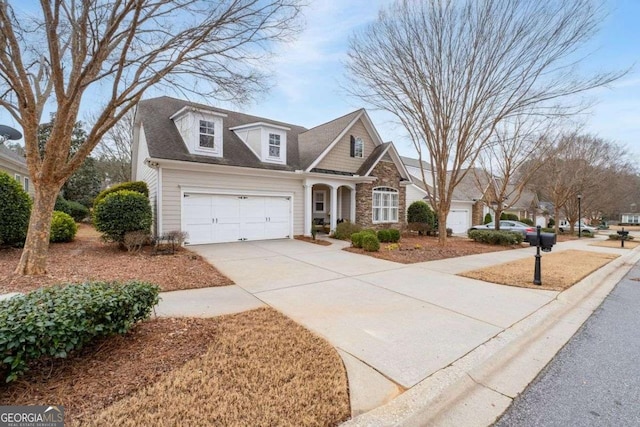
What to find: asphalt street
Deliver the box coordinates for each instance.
[495,260,640,426]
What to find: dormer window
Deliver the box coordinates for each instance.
[269,133,281,158]
[199,120,216,149]
[350,135,364,158]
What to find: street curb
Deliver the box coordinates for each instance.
[342,246,640,427]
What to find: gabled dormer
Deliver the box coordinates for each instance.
[170,106,228,158]
[230,122,289,165]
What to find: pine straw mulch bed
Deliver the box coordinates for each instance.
[0,224,233,294]
[294,235,332,246]
[0,308,351,427]
[589,240,640,249]
[344,235,520,264]
[459,249,619,291]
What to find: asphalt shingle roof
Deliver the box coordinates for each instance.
[0,144,26,166]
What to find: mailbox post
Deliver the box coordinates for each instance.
[526,225,557,286]
[617,227,629,248]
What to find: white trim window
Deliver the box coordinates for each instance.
[199,120,216,149]
[313,190,326,213]
[268,133,281,158]
[372,187,399,223]
[23,177,29,192]
[354,137,364,158]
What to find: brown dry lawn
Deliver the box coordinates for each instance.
[589,240,639,249]
[0,308,350,427]
[460,249,619,291]
[345,234,520,264]
[0,224,233,293]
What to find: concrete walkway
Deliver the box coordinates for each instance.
[157,233,631,418]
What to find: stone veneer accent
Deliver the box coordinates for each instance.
[356,160,406,229]
[472,200,485,226]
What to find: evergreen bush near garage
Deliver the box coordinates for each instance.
[484,213,492,224]
[93,190,152,244]
[351,232,364,248]
[49,211,78,243]
[468,229,523,245]
[331,221,362,240]
[548,218,555,227]
[361,234,380,252]
[93,181,149,207]
[0,171,31,246]
[377,229,400,243]
[0,281,160,382]
[54,196,89,222]
[519,217,534,226]
[500,212,519,221]
[407,201,435,230]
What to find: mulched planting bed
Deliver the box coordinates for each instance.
[0,309,350,426]
[589,240,639,249]
[294,235,332,246]
[0,224,233,294]
[344,235,519,263]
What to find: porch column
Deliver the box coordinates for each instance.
[304,183,312,236]
[330,185,338,232]
[350,186,356,223]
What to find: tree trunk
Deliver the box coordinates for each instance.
[14,183,60,276]
[437,209,448,246]
[494,206,503,230]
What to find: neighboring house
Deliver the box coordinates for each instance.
[621,213,640,224]
[132,96,412,245]
[497,185,541,224]
[400,158,490,233]
[0,144,33,196]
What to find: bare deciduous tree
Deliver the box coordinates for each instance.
[345,0,624,244]
[476,116,554,230]
[0,0,302,275]
[93,110,134,184]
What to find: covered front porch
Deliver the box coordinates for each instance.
[303,176,367,236]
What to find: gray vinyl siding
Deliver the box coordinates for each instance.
[0,157,33,196]
[316,118,377,173]
[161,167,305,235]
[135,127,158,234]
[406,184,428,213]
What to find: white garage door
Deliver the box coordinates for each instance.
[183,193,291,244]
[447,209,469,234]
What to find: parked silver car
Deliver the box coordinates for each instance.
[468,220,536,240]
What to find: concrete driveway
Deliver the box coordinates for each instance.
[190,238,558,401]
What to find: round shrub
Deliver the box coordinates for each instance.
[93,190,152,244]
[93,181,149,208]
[362,234,380,252]
[361,229,377,237]
[388,229,401,243]
[55,196,89,222]
[500,212,519,221]
[377,229,392,243]
[0,171,31,246]
[548,218,555,227]
[483,213,492,224]
[332,221,362,240]
[407,201,435,228]
[351,232,364,248]
[50,211,77,243]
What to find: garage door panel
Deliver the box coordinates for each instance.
[447,210,469,234]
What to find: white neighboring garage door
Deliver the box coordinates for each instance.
[447,209,469,234]
[182,193,291,244]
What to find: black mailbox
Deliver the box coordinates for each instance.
[617,230,629,239]
[526,232,556,252]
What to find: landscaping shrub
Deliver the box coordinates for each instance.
[351,232,364,248]
[407,222,431,235]
[484,213,492,224]
[548,218,555,227]
[0,171,31,246]
[388,229,401,243]
[361,228,377,236]
[93,190,152,244]
[468,229,523,245]
[377,229,392,243]
[93,181,149,207]
[500,212,519,221]
[446,228,453,237]
[407,201,435,231]
[49,211,78,243]
[361,234,380,252]
[55,196,89,222]
[608,233,634,241]
[124,230,150,253]
[519,217,534,226]
[331,221,361,240]
[152,230,188,255]
[541,228,556,233]
[0,281,160,382]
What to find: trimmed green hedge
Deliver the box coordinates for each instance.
[407,201,435,229]
[362,234,380,252]
[377,229,400,243]
[93,190,152,244]
[608,233,634,241]
[55,196,89,222]
[0,281,159,382]
[0,171,31,246]
[93,181,149,208]
[468,229,524,245]
[500,212,519,221]
[519,218,534,226]
[49,211,77,243]
[331,221,361,240]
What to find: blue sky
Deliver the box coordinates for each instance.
[1,0,638,159]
